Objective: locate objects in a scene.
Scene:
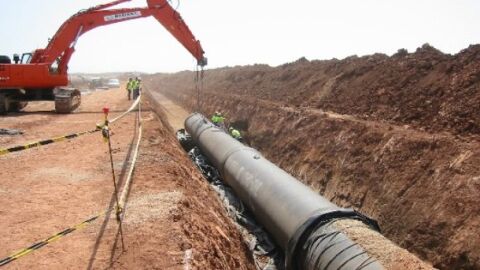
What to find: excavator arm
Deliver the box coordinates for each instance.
[31,0,207,73]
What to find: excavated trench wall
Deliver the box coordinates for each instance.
[145,44,480,269]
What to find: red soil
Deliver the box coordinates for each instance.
[0,87,255,269]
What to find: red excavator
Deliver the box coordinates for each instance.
[0,0,206,113]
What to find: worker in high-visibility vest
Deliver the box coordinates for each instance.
[126,78,134,100]
[132,77,141,100]
[211,111,226,130]
[229,127,243,142]
[211,111,219,124]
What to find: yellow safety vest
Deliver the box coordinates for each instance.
[132,80,139,89]
[127,80,134,91]
[231,129,241,138]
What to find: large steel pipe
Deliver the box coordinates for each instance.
[185,113,383,270]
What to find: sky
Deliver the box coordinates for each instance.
[1,0,479,73]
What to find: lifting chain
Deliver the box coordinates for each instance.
[194,65,204,113]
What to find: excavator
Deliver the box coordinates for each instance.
[0,0,206,113]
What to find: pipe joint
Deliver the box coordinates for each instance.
[286,208,380,269]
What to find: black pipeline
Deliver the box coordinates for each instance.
[185,113,383,270]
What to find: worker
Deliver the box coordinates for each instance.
[211,111,226,130]
[132,77,141,100]
[211,111,219,125]
[126,78,134,100]
[229,127,243,142]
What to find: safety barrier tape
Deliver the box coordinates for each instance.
[0,96,143,266]
[0,128,100,156]
[0,97,144,266]
[0,98,141,157]
[0,209,108,267]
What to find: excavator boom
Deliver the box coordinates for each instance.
[34,0,206,70]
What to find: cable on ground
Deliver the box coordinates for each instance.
[118,95,143,212]
[109,97,141,124]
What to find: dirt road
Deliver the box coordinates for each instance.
[0,87,254,269]
[148,91,190,131]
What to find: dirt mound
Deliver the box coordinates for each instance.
[151,43,480,136]
[144,44,480,269]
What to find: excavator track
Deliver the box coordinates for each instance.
[0,92,28,114]
[54,88,81,113]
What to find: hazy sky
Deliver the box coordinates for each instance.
[1,0,479,73]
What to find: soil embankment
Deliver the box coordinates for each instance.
[145,44,480,269]
[0,87,255,269]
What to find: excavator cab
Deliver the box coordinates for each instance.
[3,53,32,64]
[20,53,32,64]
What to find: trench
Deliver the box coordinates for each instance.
[142,47,480,270]
[145,89,432,270]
